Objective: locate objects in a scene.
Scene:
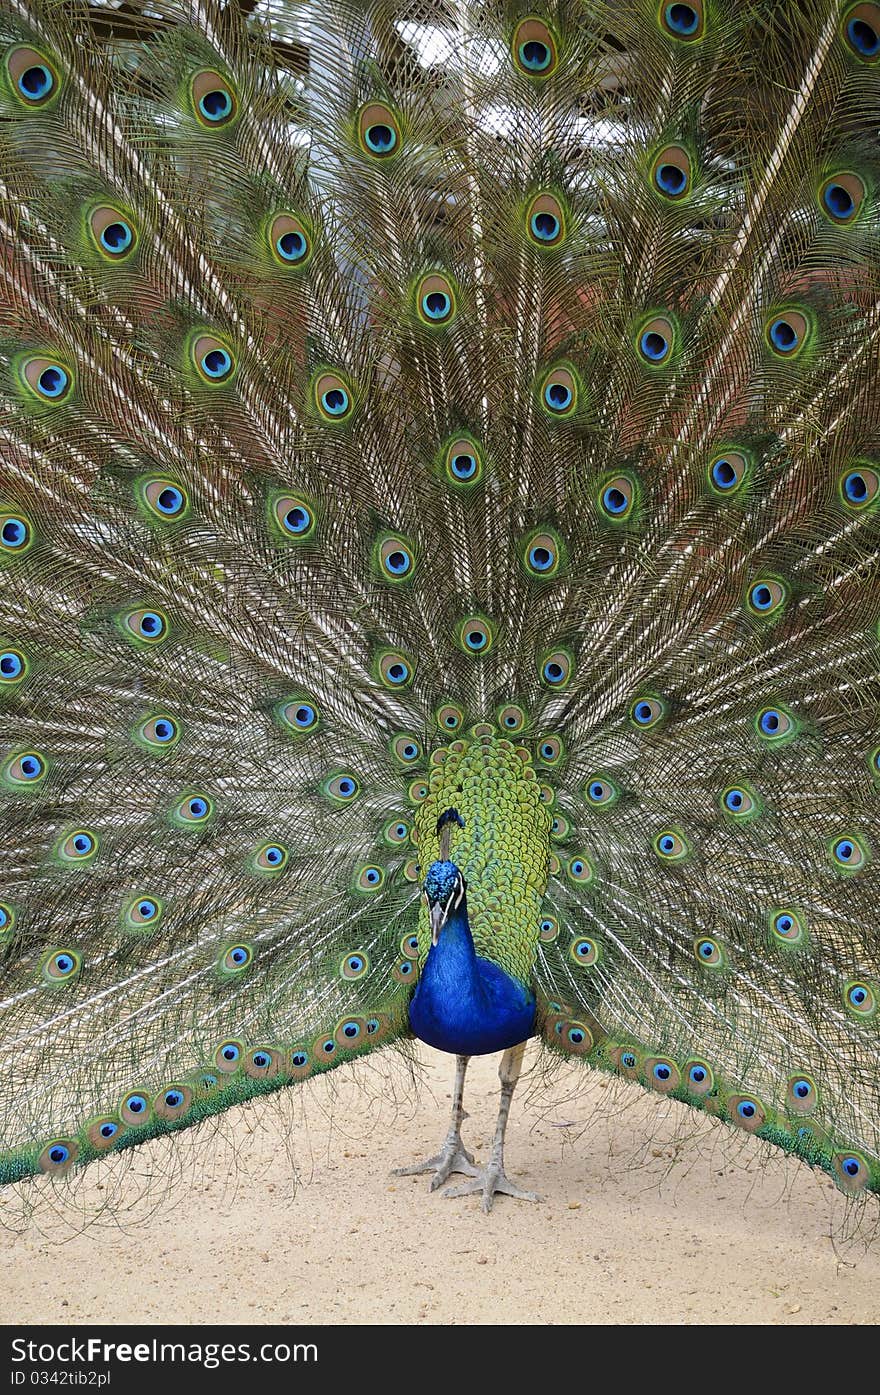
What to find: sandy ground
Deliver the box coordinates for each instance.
[1,1042,878,1326]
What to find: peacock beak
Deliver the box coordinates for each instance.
[429,901,447,946]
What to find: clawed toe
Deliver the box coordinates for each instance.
[392,1141,477,1188]
[443,1165,542,1213]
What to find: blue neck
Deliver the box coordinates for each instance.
[409,897,536,1056]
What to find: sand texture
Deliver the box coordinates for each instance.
[1,1043,878,1326]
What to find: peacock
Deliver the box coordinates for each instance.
[1,0,879,1221]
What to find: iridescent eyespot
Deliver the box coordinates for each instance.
[39,1140,78,1174]
[728,1094,766,1132]
[273,494,316,541]
[120,1092,151,1125]
[651,145,691,199]
[843,5,880,61]
[0,903,14,935]
[86,1117,121,1151]
[563,1022,594,1054]
[136,714,180,750]
[340,951,370,980]
[0,513,31,556]
[496,703,527,733]
[384,819,411,845]
[786,1075,818,1115]
[215,1041,243,1072]
[0,647,25,684]
[277,697,319,736]
[219,943,253,975]
[819,173,865,224]
[358,102,401,157]
[458,616,493,655]
[654,829,688,860]
[154,1085,192,1119]
[830,833,868,872]
[536,735,563,766]
[400,933,420,958]
[685,1060,714,1095]
[660,2,704,41]
[254,843,288,873]
[522,530,562,578]
[378,536,415,582]
[755,704,797,744]
[268,213,311,268]
[526,192,565,246]
[417,273,456,326]
[540,649,572,688]
[694,936,724,968]
[172,792,214,820]
[630,694,666,729]
[41,949,82,984]
[566,855,592,884]
[192,70,237,126]
[721,784,760,819]
[833,1151,870,1192]
[142,479,188,520]
[89,205,137,260]
[409,778,430,804]
[21,356,73,403]
[569,937,600,966]
[390,733,421,766]
[539,916,558,942]
[4,749,47,786]
[192,334,235,383]
[839,466,879,510]
[747,577,787,617]
[765,310,809,357]
[708,450,750,496]
[314,1036,338,1064]
[770,908,807,946]
[122,607,168,645]
[647,1058,681,1093]
[610,1045,641,1076]
[7,46,60,106]
[393,958,417,983]
[290,1046,311,1077]
[443,438,483,487]
[245,1048,281,1079]
[844,979,877,1017]
[598,474,637,522]
[550,814,570,839]
[586,776,619,808]
[323,772,360,804]
[512,17,559,75]
[335,1017,366,1050]
[57,829,98,862]
[355,864,385,892]
[540,367,577,417]
[377,650,415,688]
[313,372,353,421]
[636,316,675,365]
[123,895,161,929]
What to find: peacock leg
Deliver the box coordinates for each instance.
[392,1053,478,1190]
[443,1041,541,1214]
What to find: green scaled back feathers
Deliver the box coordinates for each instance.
[0,0,879,1206]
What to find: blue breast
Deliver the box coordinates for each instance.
[409,910,536,1056]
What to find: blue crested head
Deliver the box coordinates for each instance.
[423,859,467,945]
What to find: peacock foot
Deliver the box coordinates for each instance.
[443,1165,542,1214]
[392,1137,479,1191]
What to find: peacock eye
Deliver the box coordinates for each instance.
[313,372,353,421]
[770,908,806,945]
[497,703,527,733]
[523,530,562,578]
[273,495,316,542]
[42,949,82,983]
[654,829,688,860]
[565,855,592,884]
[269,213,311,267]
[651,145,691,199]
[729,1095,765,1131]
[765,310,809,357]
[540,367,577,416]
[844,979,877,1017]
[137,714,180,750]
[693,936,724,968]
[843,5,880,60]
[630,694,666,729]
[721,784,759,818]
[122,607,169,645]
[378,536,415,581]
[417,274,456,326]
[536,735,563,766]
[215,1041,243,1072]
[685,1060,714,1094]
[378,650,414,687]
[755,704,797,743]
[58,829,98,862]
[786,1075,818,1114]
[192,70,236,126]
[661,3,704,40]
[839,466,879,509]
[819,173,865,224]
[0,903,14,935]
[637,317,674,364]
[512,18,558,75]
[171,793,214,826]
[21,357,74,403]
[569,937,599,966]
[586,776,619,808]
[7,47,60,106]
[124,895,161,928]
[355,864,385,892]
[540,650,572,688]
[527,193,565,246]
[458,617,493,656]
[219,943,253,975]
[277,697,319,735]
[708,450,750,496]
[254,842,288,872]
[340,951,369,980]
[0,513,31,555]
[143,479,187,520]
[746,577,787,616]
[539,916,558,941]
[830,834,867,871]
[359,102,401,157]
[443,436,483,487]
[89,205,137,260]
[323,771,360,804]
[4,749,47,785]
[0,648,26,683]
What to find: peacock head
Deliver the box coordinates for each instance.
[423,859,466,946]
